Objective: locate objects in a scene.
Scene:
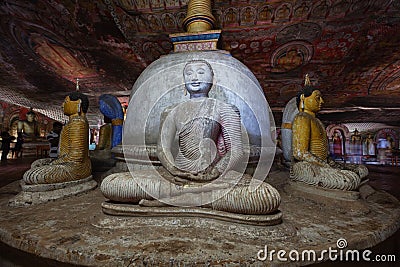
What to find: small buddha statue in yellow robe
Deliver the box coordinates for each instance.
[23,92,92,184]
[290,80,368,191]
[96,116,112,151]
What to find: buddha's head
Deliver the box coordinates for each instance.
[26,110,36,123]
[63,92,89,116]
[183,60,214,98]
[296,85,324,114]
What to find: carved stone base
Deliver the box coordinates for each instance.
[102,202,282,226]
[8,176,97,207]
[0,172,399,266]
[285,180,370,215]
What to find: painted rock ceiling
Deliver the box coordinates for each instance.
[1,0,400,126]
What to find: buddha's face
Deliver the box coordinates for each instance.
[26,113,35,122]
[184,62,213,96]
[304,90,324,113]
[63,96,81,116]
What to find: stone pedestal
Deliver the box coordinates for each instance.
[102,202,282,226]
[8,176,97,207]
[1,170,399,266]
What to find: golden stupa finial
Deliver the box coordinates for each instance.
[76,78,80,91]
[304,74,311,86]
[183,0,216,33]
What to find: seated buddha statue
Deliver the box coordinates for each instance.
[96,116,112,151]
[23,92,92,184]
[17,108,41,142]
[90,94,124,171]
[98,94,124,148]
[101,60,281,215]
[290,76,368,191]
[365,133,376,156]
[90,115,113,170]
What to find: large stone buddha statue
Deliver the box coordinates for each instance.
[101,60,281,217]
[290,78,368,191]
[23,92,92,184]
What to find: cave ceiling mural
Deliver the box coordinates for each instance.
[0,0,400,126]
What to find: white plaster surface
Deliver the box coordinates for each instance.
[281,97,299,162]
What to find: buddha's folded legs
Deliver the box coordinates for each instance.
[101,172,154,203]
[101,171,281,215]
[23,161,91,184]
[31,158,53,169]
[211,183,281,214]
[290,161,361,191]
[337,162,369,180]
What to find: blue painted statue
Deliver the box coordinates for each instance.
[99,94,124,148]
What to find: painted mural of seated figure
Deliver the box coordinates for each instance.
[23,92,92,184]
[290,77,368,191]
[101,60,281,215]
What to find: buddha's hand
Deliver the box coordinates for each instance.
[353,165,368,178]
[186,166,220,181]
[167,166,190,178]
[208,167,221,179]
[328,158,342,168]
[161,158,186,177]
[320,162,331,168]
[172,176,190,186]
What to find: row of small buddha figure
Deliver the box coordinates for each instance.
[331,130,397,165]
[1,110,62,162]
[331,131,373,159]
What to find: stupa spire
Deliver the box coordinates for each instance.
[183,0,216,33]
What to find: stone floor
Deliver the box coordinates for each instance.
[0,157,399,266]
